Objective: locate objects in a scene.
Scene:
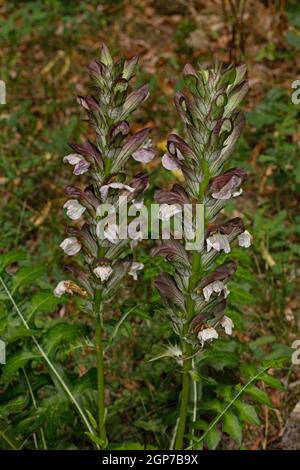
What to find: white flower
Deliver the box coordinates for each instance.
[212,176,243,200]
[60,237,81,255]
[128,262,144,280]
[203,280,229,302]
[130,231,143,249]
[206,233,231,253]
[220,315,234,335]
[198,327,219,347]
[63,199,86,220]
[54,280,69,297]
[53,280,87,298]
[104,223,119,244]
[132,140,155,163]
[162,153,180,170]
[238,230,252,248]
[63,154,82,165]
[100,183,135,201]
[63,154,90,175]
[158,203,182,221]
[93,266,113,282]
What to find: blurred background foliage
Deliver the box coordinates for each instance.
[0,0,300,450]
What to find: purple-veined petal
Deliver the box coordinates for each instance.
[60,237,81,256]
[63,154,82,165]
[74,159,90,175]
[162,153,180,170]
[132,148,155,163]
[63,199,86,220]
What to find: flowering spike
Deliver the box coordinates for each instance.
[55,44,150,443]
[153,62,252,450]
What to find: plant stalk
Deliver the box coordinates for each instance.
[174,345,192,450]
[174,251,202,450]
[95,294,106,446]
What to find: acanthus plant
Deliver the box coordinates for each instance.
[153,63,252,449]
[54,44,154,448]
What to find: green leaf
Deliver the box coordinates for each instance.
[0,395,29,418]
[260,373,284,391]
[4,325,40,344]
[199,349,239,370]
[248,336,276,350]
[0,251,25,274]
[12,266,45,293]
[222,411,243,445]
[44,323,87,355]
[205,427,221,450]
[198,400,222,413]
[287,5,300,27]
[245,385,273,407]
[286,32,300,50]
[1,351,40,383]
[26,290,61,321]
[234,400,260,425]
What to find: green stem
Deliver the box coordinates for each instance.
[95,294,107,446]
[174,251,202,450]
[174,345,192,450]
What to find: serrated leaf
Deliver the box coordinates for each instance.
[44,323,87,355]
[260,373,284,391]
[198,400,222,413]
[12,266,45,294]
[26,290,61,321]
[234,400,260,425]
[4,326,40,344]
[1,351,40,383]
[245,385,273,407]
[222,411,243,445]
[205,427,221,450]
